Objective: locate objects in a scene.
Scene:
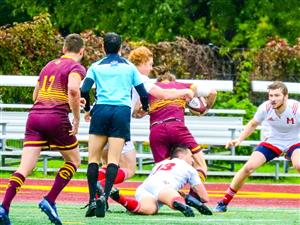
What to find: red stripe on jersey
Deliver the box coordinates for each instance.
[260,142,282,156]
[266,103,272,113]
[292,102,298,115]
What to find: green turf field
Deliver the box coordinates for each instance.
[7,203,300,225]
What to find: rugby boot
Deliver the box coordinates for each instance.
[38,198,62,225]
[185,194,213,215]
[172,201,195,217]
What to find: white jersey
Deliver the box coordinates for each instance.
[131,74,154,114]
[135,158,201,200]
[121,74,154,154]
[254,99,300,152]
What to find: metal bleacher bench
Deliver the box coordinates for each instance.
[1,110,293,180]
[1,75,296,179]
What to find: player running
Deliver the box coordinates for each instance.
[0,34,86,225]
[214,81,300,212]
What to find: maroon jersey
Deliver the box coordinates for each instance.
[31,56,86,114]
[149,81,193,125]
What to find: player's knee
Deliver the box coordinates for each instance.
[293,163,300,173]
[127,168,136,179]
[242,164,255,174]
[71,157,81,168]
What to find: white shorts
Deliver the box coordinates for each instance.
[122,141,135,154]
[135,179,171,200]
[135,184,163,209]
[103,141,135,154]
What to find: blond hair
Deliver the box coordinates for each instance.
[128,46,153,66]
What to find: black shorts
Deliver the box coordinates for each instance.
[89,104,131,141]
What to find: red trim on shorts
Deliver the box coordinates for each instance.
[286,143,300,160]
[260,142,282,156]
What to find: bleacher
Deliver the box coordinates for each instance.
[1,75,298,179]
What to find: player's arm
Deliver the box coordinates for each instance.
[32,82,39,102]
[134,83,149,112]
[68,72,82,135]
[80,77,94,112]
[226,118,260,148]
[191,183,209,203]
[149,85,194,101]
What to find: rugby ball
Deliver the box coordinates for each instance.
[187,96,207,116]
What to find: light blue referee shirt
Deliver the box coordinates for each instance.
[86,54,142,107]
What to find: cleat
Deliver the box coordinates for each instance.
[95,195,107,217]
[110,188,120,201]
[185,194,213,215]
[84,200,96,217]
[173,201,195,217]
[0,205,11,225]
[213,201,228,213]
[38,198,62,225]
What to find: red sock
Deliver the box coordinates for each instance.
[2,172,25,212]
[100,167,128,187]
[117,195,140,212]
[98,167,107,181]
[222,187,237,204]
[171,196,185,209]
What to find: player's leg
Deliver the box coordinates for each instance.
[0,147,41,225]
[175,124,208,203]
[110,188,142,213]
[149,124,171,163]
[86,134,107,217]
[158,187,194,217]
[98,141,135,186]
[96,105,130,218]
[118,142,136,179]
[214,144,278,212]
[290,147,300,173]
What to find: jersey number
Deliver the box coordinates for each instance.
[41,75,55,92]
[153,162,176,174]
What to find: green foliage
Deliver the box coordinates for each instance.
[253,36,300,81]
[4,0,300,48]
[0,13,62,103]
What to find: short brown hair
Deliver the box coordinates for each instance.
[63,33,84,53]
[157,71,176,82]
[267,81,288,95]
[128,46,153,66]
[170,145,189,159]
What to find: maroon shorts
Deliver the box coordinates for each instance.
[149,121,201,162]
[24,112,78,151]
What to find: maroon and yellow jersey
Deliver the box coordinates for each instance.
[149,81,194,125]
[31,56,86,114]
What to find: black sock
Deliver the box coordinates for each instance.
[87,163,99,202]
[104,163,118,200]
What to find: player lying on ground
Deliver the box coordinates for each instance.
[110,146,213,216]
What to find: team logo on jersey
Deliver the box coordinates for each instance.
[286,117,295,124]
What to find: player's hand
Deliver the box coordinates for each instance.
[80,98,86,108]
[84,111,91,122]
[184,89,194,102]
[133,107,148,118]
[225,139,241,148]
[69,119,79,136]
